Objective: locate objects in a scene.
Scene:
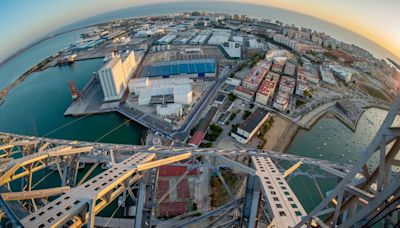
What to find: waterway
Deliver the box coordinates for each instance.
[0,59,144,144]
[287,108,400,212]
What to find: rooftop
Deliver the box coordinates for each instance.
[141,59,216,77]
[239,108,269,133]
[243,67,268,85]
[258,74,279,96]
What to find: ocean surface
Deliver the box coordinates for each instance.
[0,1,396,215]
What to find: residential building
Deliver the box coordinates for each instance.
[242,67,268,91]
[279,76,296,95]
[233,86,255,101]
[273,91,290,112]
[255,72,279,106]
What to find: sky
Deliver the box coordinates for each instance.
[0,0,399,63]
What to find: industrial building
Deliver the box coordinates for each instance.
[98,51,136,101]
[242,67,268,91]
[141,59,217,78]
[320,66,336,85]
[207,29,231,45]
[157,34,177,44]
[189,30,212,45]
[331,66,352,83]
[221,42,241,59]
[188,107,219,147]
[129,77,193,106]
[256,72,280,106]
[249,39,264,49]
[232,108,270,144]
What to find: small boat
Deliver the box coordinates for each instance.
[323,143,327,146]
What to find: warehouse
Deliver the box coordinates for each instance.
[141,59,217,78]
[129,77,193,106]
[232,108,270,144]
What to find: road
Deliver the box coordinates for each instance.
[172,63,243,140]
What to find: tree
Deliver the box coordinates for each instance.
[242,110,252,119]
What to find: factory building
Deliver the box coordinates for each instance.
[157,34,177,44]
[208,29,231,45]
[320,66,336,85]
[221,42,241,59]
[331,66,352,83]
[256,72,280,106]
[141,59,217,78]
[121,51,136,80]
[98,51,136,102]
[232,108,270,144]
[129,77,193,106]
[157,104,184,117]
[189,30,212,45]
[249,39,263,49]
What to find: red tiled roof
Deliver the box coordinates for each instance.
[159,202,189,217]
[159,165,199,177]
[188,130,206,147]
[156,180,170,200]
[177,179,190,198]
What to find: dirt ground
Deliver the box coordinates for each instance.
[263,116,297,152]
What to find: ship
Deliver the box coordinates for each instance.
[57,54,77,66]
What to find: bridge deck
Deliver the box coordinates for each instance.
[252,156,306,227]
[21,153,154,228]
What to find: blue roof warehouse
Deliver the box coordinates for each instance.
[141,59,217,78]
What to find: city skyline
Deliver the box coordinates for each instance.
[0,0,399,63]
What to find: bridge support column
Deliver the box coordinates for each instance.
[241,173,260,228]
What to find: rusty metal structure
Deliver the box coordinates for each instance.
[0,96,399,227]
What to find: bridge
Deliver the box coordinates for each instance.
[0,96,400,227]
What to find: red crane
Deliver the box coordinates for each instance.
[68,80,81,100]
